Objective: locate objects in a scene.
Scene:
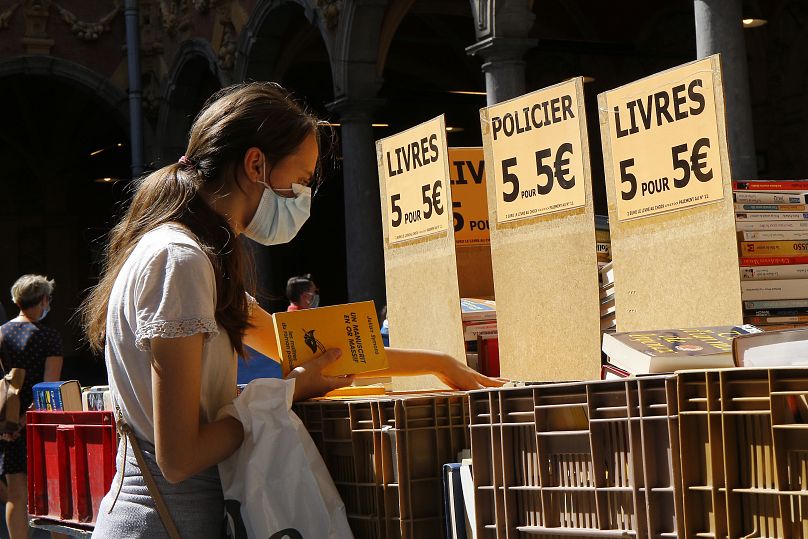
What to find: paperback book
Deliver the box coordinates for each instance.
[272,301,388,377]
[601,325,761,374]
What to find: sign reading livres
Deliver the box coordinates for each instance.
[448,147,489,246]
[377,116,451,244]
[602,56,726,221]
[483,79,587,223]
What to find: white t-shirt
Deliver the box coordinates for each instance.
[105,223,238,443]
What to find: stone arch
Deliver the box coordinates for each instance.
[233,0,334,84]
[330,0,393,98]
[156,39,224,164]
[0,55,130,134]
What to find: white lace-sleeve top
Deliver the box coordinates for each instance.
[105,223,239,444]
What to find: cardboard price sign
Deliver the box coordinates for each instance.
[377,116,451,244]
[600,56,726,221]
[483,79,587,224]
[448,147,489,246]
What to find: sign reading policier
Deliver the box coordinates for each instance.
[484,78,587,224]
[601,56,726,221]
[377,116,451,245]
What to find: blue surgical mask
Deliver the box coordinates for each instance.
[244,159,312,246]
[38,305,49,321]
[308,293,320,309]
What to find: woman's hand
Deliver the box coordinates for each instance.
[286,348,354,402]
[356,348,507,391]
[433,354,507,390]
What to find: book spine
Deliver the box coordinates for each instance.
[460,311,498,322]
[740,264,808,280]
[741,230,808,241]
[736,220,808,231]
[733,192,808,204]
[33,389,42,410]
[733,181,808,191]
[739,256,808,266]
[739,241,808,257]
[55,388,63,411]
[744,308,808,316]
[741,280,808,301]
[464,323,498,341]
[735,212,808,221]
[744,315,808,324]
[744,299,808,309]
[734,203,808,212]
[741,241,808,256]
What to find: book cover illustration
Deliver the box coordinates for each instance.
[273,300,388,377]
[610,326,758,357]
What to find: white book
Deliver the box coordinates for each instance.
[736,220,808,231]
[740,279,808,301]
[733,328,808,367]
[460,461,476,539]
[740,264,808,281]
[734,191,808,204]
[741,230,808,241]
[735,212,808,221]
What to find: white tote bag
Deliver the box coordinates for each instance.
[218,378,353,539]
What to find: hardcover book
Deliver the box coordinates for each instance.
[32,381,82,411]
[601,325,761,374]
[272,301,388,377]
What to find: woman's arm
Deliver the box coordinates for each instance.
[150,334,244,484]
[355,348,505,390]
[43,356,63,382]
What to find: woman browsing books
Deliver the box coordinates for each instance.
[80,82,502,538]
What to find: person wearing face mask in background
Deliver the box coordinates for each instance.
[0,275,63,539]
[286,274,319,311]
[79,82,502,538]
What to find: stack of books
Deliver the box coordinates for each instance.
[734,180,808,330]
[595,214,611,270]
[460,298,498,376]
[599,262,616,333]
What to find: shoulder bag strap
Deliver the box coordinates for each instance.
[110,407,181,539]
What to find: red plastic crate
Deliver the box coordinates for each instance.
[27,411,117,525]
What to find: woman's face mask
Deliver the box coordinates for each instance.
[243,155,312,246]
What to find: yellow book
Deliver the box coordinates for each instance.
[739,241,808,257]
[273,300,388,376]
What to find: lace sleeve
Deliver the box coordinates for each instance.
[135,318,219,352]
[135,242,219,352]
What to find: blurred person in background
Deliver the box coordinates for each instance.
[286,274,319,311]
[0,275,63,539]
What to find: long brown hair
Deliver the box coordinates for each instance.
[81,82,320,356]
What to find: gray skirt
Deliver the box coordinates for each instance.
[92,438,225,538]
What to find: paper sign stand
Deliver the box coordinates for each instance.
[480,79,602,381]
[598,55,742,331]
[449,147,496,298]
[456,245,494,298]
[376,115,467,390]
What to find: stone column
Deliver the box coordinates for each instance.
[694,0,757,178]
[328,97,387,309]
[466,0,537,105]
[466,37,536,104]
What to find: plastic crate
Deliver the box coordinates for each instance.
[469,376,682,538]
[294,391,470,538]
[677,367,808,539]
[27,411,117,525]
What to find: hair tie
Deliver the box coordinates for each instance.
[178,155,193,167]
